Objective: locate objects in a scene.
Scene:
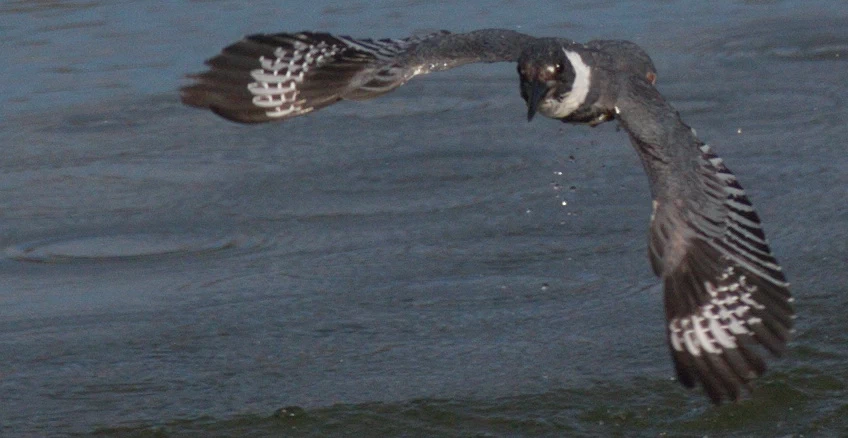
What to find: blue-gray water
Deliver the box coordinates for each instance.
[1,1,847,436]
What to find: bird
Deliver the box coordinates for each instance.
[180,28,795,404]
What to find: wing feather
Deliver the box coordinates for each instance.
[181,29,535,123]
[616,75,794,404]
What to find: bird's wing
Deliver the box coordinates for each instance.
[181,29,537,123]
[613,74,794,404]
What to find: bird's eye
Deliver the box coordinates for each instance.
[545,64,563,76]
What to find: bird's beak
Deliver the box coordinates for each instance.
[525,79,549,122]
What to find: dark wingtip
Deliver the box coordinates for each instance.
[661,236,793,405]
[179,84,207,109]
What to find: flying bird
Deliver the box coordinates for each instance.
[181,28,794,404]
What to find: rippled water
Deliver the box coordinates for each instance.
[1,0,846,436]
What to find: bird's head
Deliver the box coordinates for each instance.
[518,42,592,122]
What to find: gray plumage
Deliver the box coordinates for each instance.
[181,29,794,404]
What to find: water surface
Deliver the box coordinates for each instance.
[1,0,846,436]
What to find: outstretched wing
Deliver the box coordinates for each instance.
[181,29,536,123]
[614,75,794,404]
